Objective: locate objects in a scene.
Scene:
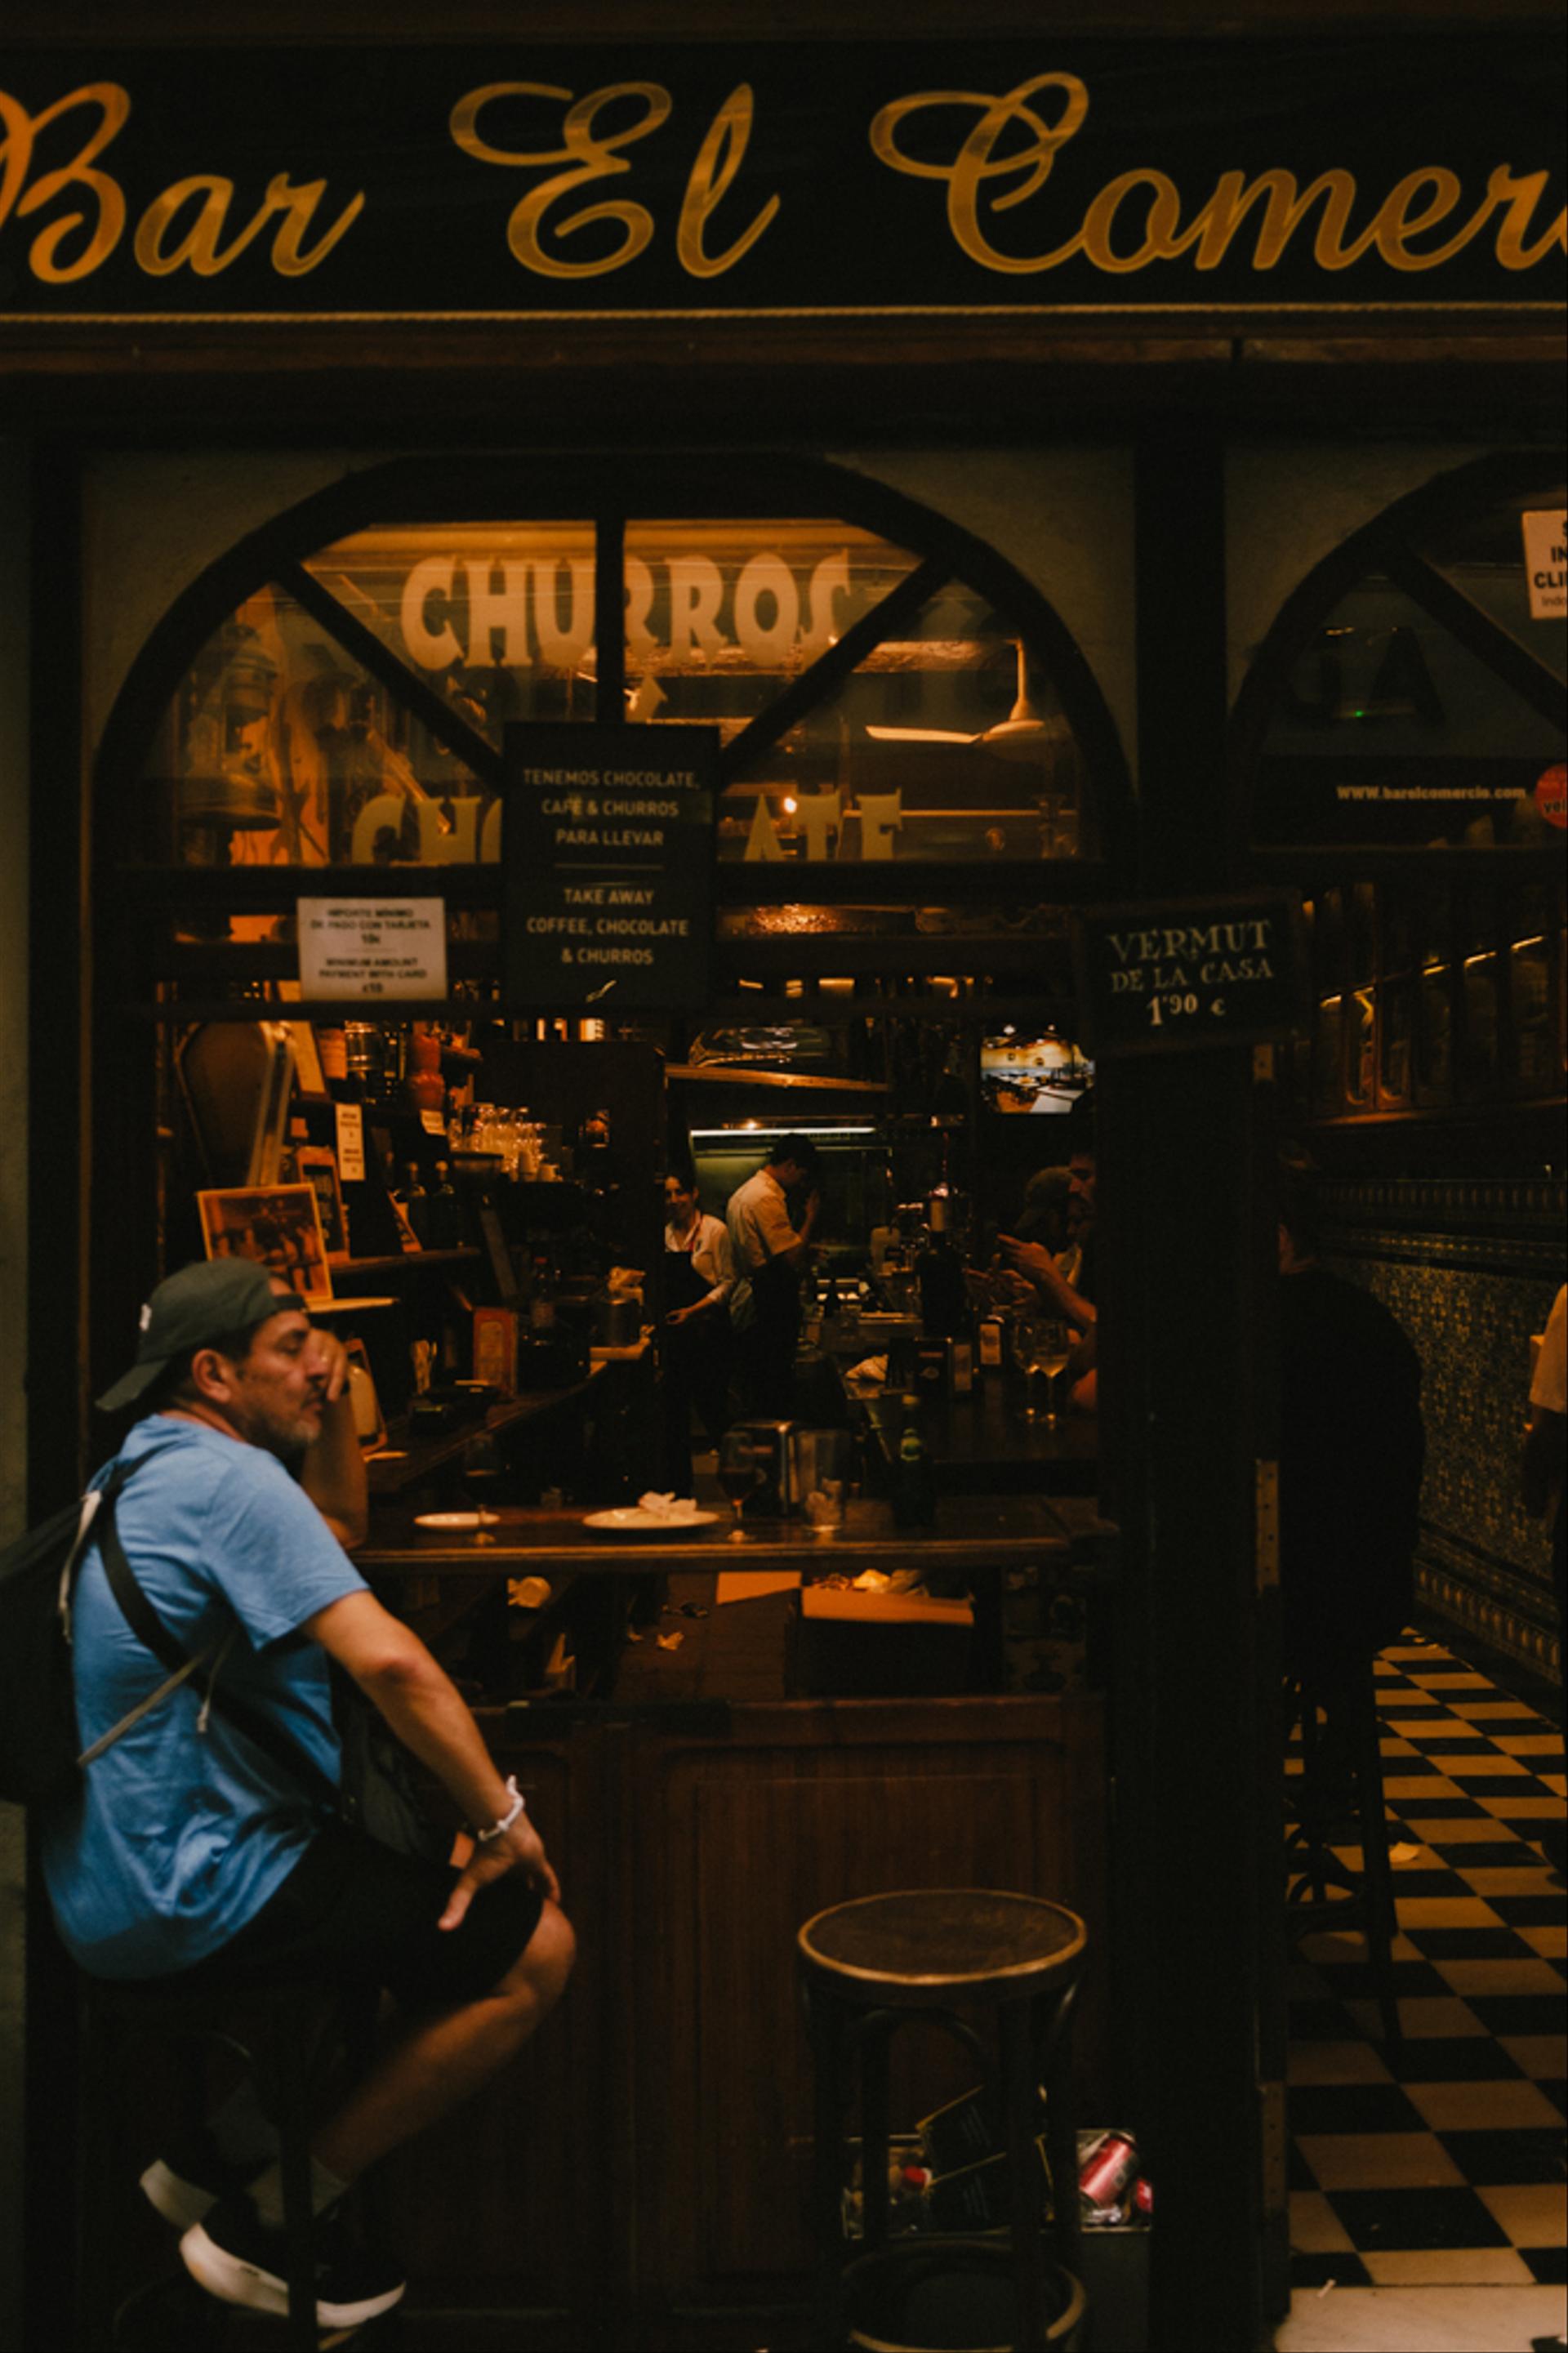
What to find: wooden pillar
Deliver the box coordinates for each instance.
[1097,428,1279,2351]
[24,441,89,2353]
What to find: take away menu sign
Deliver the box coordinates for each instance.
[1072,891,1304,1058]
[501,723,717,1011]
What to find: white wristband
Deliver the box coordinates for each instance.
[476,1776,526,1843]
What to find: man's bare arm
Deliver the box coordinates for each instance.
[305,1589,560,1925]
[299,1330,369,1549]
[996,1235,1097,1333]
[775,1188,821,1272]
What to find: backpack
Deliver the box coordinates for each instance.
[0,1453,181,1807]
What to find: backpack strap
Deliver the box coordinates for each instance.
[88,1472,343,1816]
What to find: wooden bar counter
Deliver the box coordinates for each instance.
[360,1493,1115,2341]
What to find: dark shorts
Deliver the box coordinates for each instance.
[168,1823,546,2012]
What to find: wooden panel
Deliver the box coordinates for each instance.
[628,1696,1106,2310]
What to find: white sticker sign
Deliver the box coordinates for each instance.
[297,899,448,1001]
[1521,510,1566,622]
[334,1102,367,1183]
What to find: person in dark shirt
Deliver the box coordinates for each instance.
[1277,1172,1425,1683]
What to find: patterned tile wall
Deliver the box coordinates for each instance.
[1322,1179,1564,1679]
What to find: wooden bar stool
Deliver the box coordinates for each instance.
[798,1889,1087,2353]
[1284,1661,1401,2045]
[78,1972,375,2351]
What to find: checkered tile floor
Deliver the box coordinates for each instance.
[1287,1635,1566,2291]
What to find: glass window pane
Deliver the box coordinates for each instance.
[1506,883,1557,1094]
[621,519,922,741]
[1413,880,1454,1108]
[1345,883,1375,1107]
[1416,486,1568,688]
[303,522,598,738]
[140,572,514,877]
[1459,882,1499,1092]
[1378,885,1414,1108]
[1311,889,1345,1116]
[1256,570,1565,849]
[654,563,1092,868]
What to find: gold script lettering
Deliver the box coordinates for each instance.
[129,170,364,279]
[677,82,779,278]
[449,80,670,278]
[0,81,128,282]
[264,175,366,276]
[869,74,1090,274]
[135,176,270,275]
[870,78,1563,279]
[1488,167,1566,268]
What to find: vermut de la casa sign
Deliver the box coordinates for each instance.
[1074,894,1304,1058]
[0,38,1561,319]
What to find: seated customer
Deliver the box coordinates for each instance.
[38,1261,574,2332]
[997,1099,1099,1411]
[1277,1170,1425,1684]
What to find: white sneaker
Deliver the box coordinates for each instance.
[180,2195,406,2331]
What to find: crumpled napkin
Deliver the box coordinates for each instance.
[636,1491,703,1522]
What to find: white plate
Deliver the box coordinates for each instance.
[414,1510,500,1531]
[581,1507,722,1537]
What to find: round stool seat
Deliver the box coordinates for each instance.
[798,1889,1085,2008]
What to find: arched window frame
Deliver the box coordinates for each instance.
[95,451,1134,938]
[1228,450,1566,1124]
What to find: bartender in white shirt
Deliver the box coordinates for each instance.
[661,1170,738,1493]
[725,1135,822,1419]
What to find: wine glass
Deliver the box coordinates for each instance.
[717,1430,762,1543]
[1011,1316,1071,1423]
[1027,1319,1073,1426]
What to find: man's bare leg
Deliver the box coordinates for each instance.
[310,1901,575,2182]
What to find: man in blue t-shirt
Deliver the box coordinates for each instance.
[42,1259,574,2333]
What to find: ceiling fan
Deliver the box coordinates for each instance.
[865,640,1059,763]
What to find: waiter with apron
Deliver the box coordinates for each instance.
[661,1171,738,1495]
[725,1136,822,1421]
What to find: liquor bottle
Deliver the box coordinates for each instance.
[403,1162,430,1246]
[891,1397,938,1530]
[428,1161,461,1249]
[918,1197,969,1340]
[528,1252,557,1332]
[316,1026,351,1095]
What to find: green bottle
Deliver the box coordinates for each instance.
[892,1396,937,1530]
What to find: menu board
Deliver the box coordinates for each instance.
[501,723,717,1011]
[1073,892,1303,1058]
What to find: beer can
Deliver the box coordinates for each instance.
[1078,2131,1138,2208]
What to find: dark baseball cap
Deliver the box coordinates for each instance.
[97,1260,306,1413]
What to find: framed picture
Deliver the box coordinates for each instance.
[197,1183,334,1304]
[294,1144,349,1257]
